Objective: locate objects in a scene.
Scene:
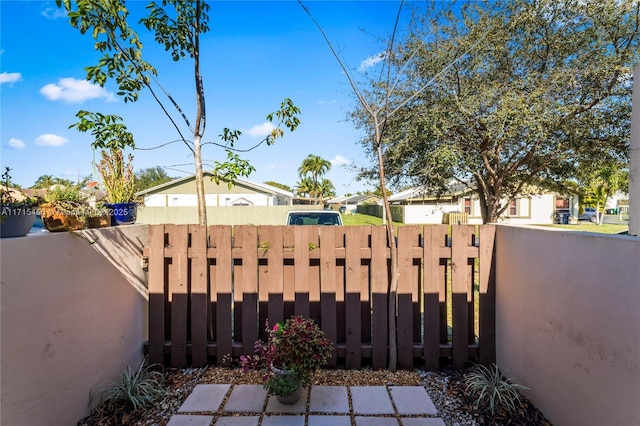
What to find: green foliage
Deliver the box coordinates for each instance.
[463,363,529,416]
[97,361,167,413]
[134,166,174,192]
[352,0,639,223]
[240,316,334,396]
[297,155,332,203]
[98,150,136,203]
[45,179,90,205]
[1,168,41,208]
[264,181,292,192]
[262,370,300,397]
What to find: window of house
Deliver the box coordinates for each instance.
[509,200,517,216]
[464,198,471,214]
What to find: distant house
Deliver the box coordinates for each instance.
[328,194,381,213]
[388,185,578,225]
[136,173,294,207]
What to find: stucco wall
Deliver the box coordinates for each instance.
[136,205,322,225]
[495,225,640,426]
[0,225,149,426]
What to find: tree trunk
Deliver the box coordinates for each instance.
[193,135,207,226]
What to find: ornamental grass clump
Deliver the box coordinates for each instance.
[240,315,334,396]
[463,363,530,416]
[97,361,167,413]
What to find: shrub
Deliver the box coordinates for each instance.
[463,363,530,416]
[98,361,167,413]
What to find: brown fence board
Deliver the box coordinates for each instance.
[451,226,469,369]
[236,226,258,355]
[145,224,496,371]
[320,226,338,367]
[190,224,208,367]
[211,225,232,365]
[169,225,189,367]
[345,227,363,369]
[148,224,166,365]
[370,226,388,369]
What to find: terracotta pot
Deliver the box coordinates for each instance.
[87,213,111,228]
[40,203,85,232]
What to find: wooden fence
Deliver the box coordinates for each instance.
[145,224,496,370]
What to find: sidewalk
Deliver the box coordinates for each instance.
[167,384,446,425]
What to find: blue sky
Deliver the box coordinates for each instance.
[1,1,411,195]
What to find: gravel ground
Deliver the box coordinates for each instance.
[78,366,550,425]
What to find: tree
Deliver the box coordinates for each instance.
[57,0,300,226]
[579,163,629,225]
[32,175,57,190]
[135,167,175,193]
[295,176,315,198]
[264,181,293,193]
[297,154,331,204]
[352,0,639,223]
[317,178,336,202]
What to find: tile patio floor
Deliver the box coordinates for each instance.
[167,384,446,425]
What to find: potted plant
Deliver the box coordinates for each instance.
[70,111,137,225]
[240,315,333,404]
[40,181,90,232]
[0,167,41,238]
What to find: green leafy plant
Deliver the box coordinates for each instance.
[0,167,41,210]
[97,361,167,413]
[463,363,530,416]
[240,315,333,396]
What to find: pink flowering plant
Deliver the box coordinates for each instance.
[240,315,333,395]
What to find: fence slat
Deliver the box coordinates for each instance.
[293,226,311,317]
[345,226,362,369]
[148,225,166,365]
[237,226,258,356]
[370,226,388,369]
[169,224,189,368]
[397,226,418,369]
[451,226,470,369]
[261,226,284,326]
[190,224,208,367]
[423,225,443,370]
[320,226,338,367]
[479,225,496,366]
[211,225,232,365]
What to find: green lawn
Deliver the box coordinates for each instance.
[535,222,628,234]
[341,213,403,227]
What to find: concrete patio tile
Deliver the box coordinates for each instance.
[223,385,268,413]
[261,415,305,425]
[214,416,260,426]
[178,384,230,413]
[166,414,214,426]
[351,386,394,415]
[265,390,308,413]
[390,386,438,415]
[401,418,447,426]
[308,415,352,426]
[309,386,349,413]
[354,416,400,425]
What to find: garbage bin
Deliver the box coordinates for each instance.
[562,213,569,224]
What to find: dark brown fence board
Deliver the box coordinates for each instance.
[148,224,166,365]
[189,224,208,367]
[293,226,311,317]
[479,225,496,365]
[236,226,258,355]
[169,225,189,367]
[345,226,362,369]
[451,226,469,369]
[397,226,418,369]
[370,226,388,369]
[211,225,233,365]
[320,226,338,367]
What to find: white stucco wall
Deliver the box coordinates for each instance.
[495,225,640,426]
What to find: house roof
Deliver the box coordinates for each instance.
[388,184,473,202]
[328,194,380,204]
[135,173,294,198]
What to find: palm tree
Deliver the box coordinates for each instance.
[32,175,56,190]
[297,154,331,204]
[317,178,336,203]
[295,176,315,199]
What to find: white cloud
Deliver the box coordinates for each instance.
[330,155,350,166]
[41,6,67,20]
[246,122,276,137]
[359,53,385,72]
[40,77,115,103]
[8,138,26,149]
[0,72,22,85]
[35,134,69,147]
